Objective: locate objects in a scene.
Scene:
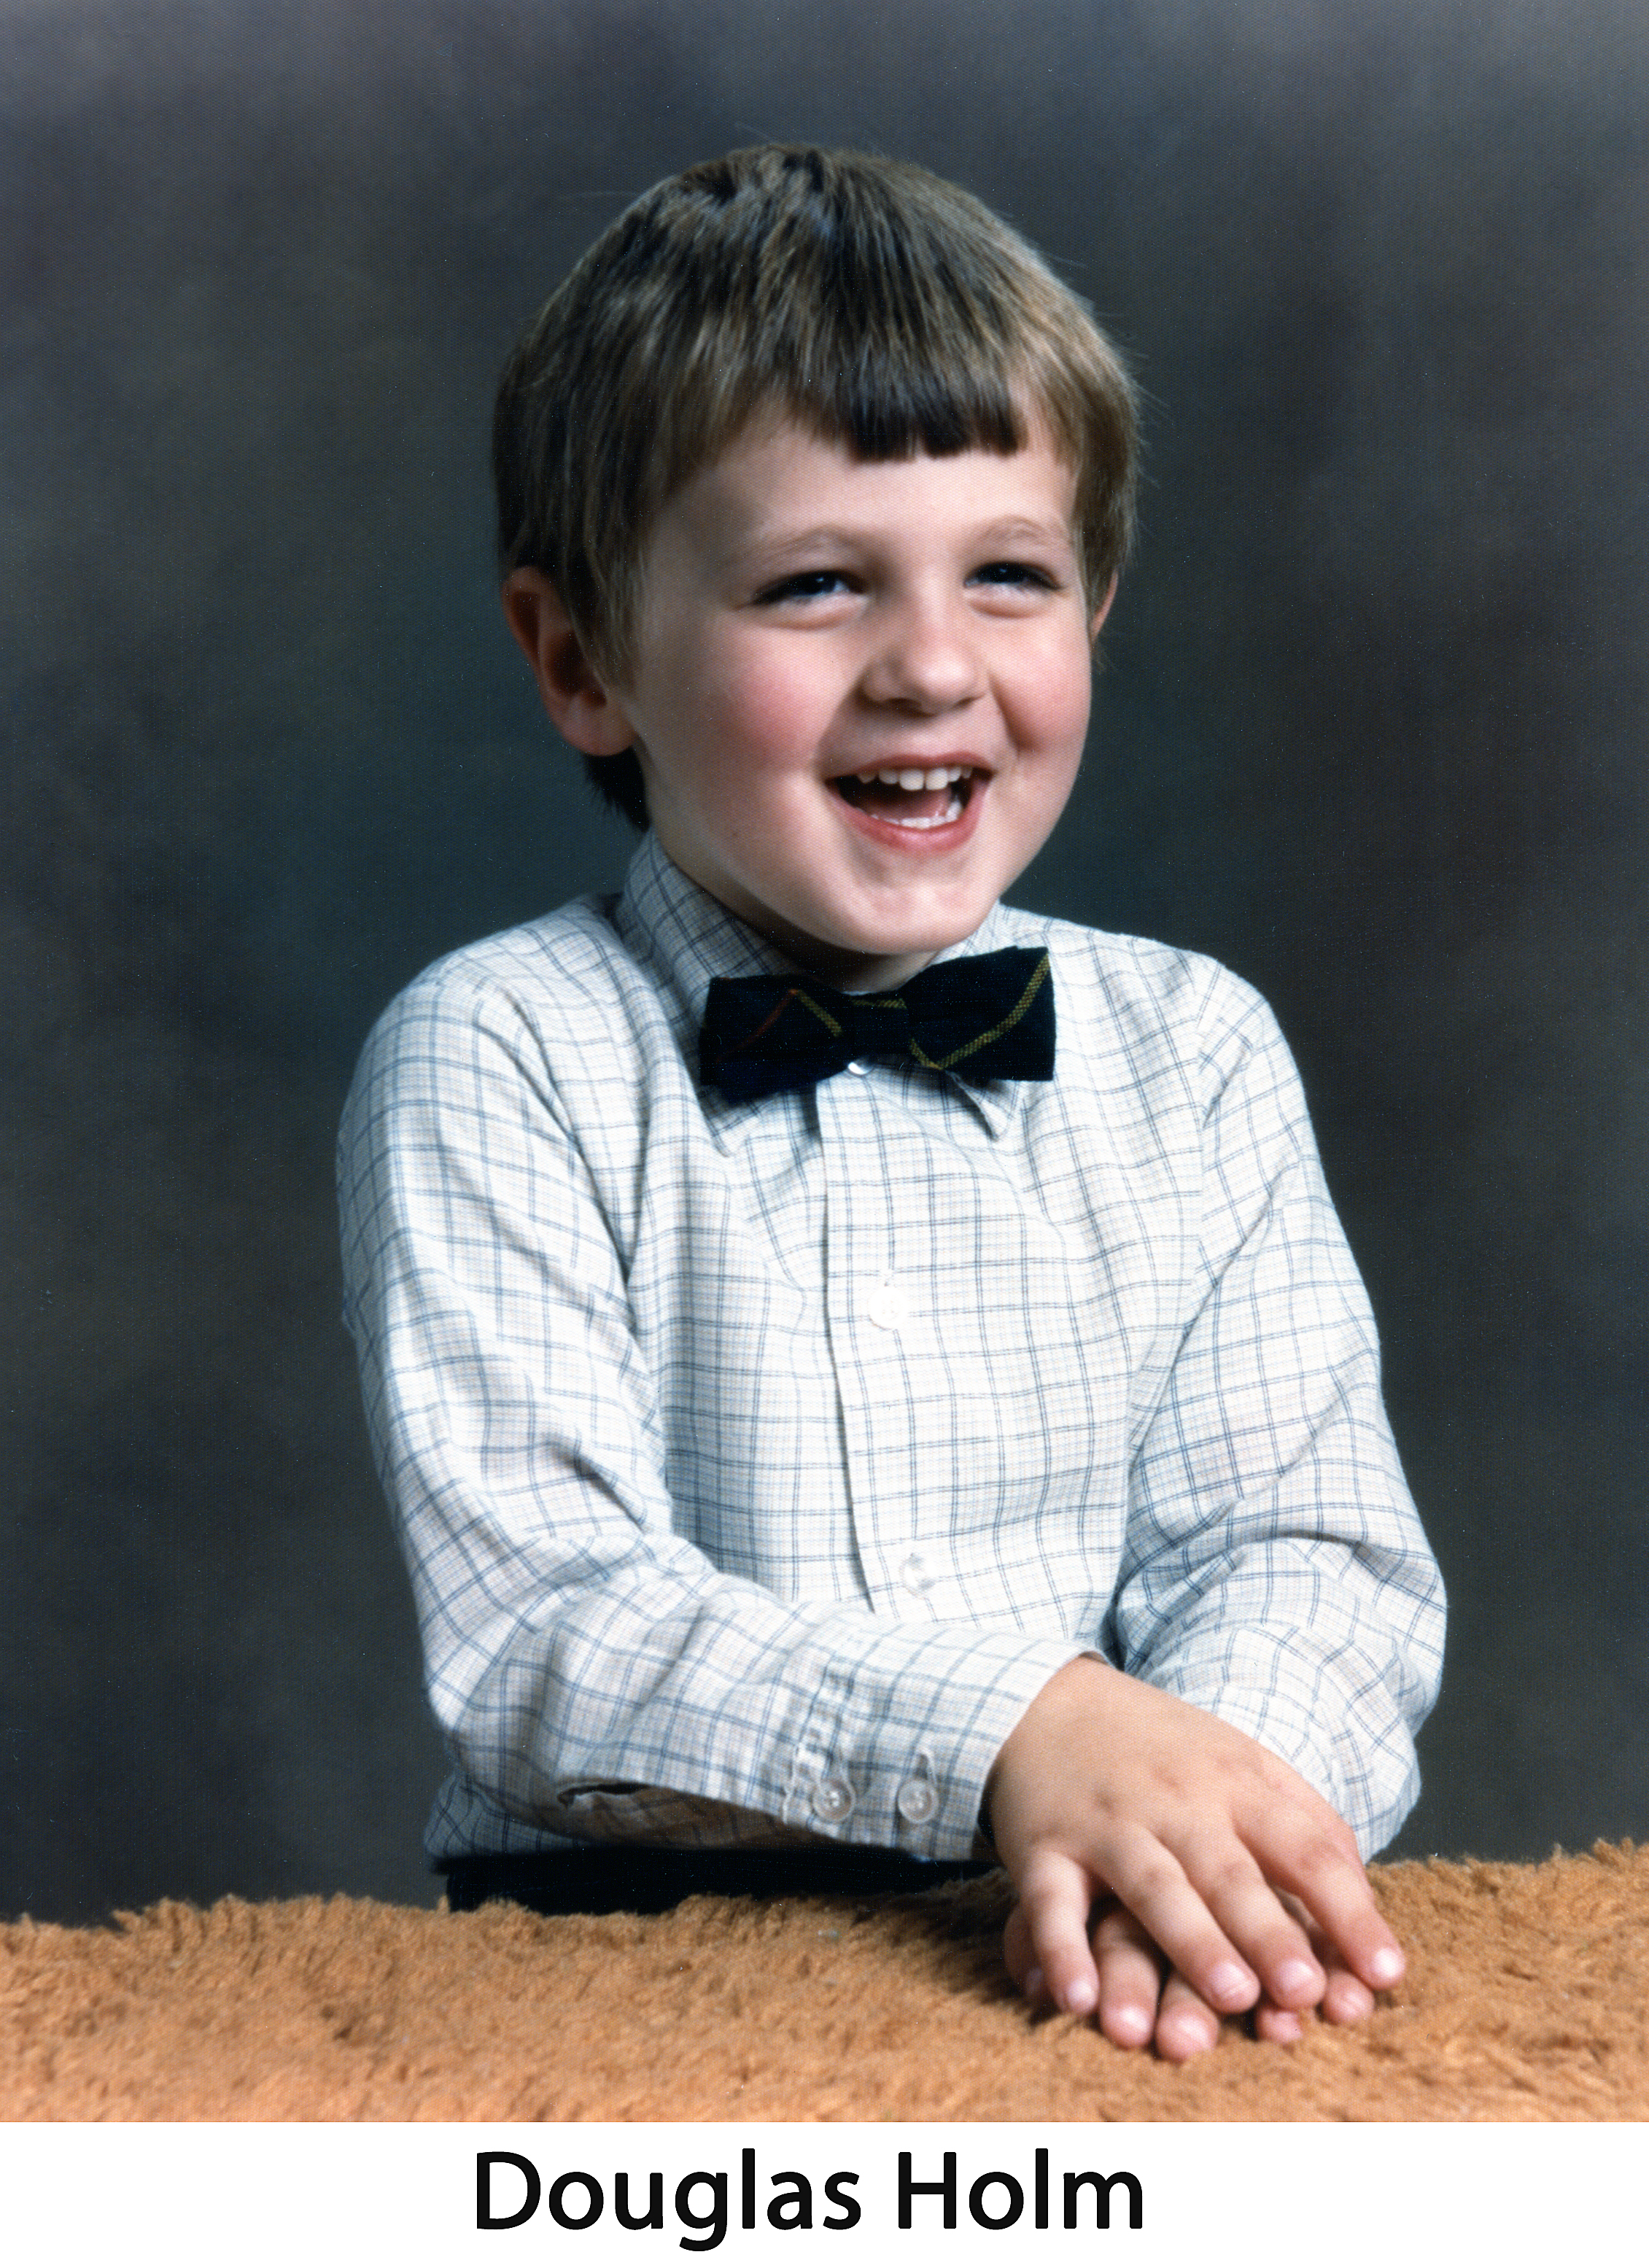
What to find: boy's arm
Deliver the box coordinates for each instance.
[1112,979,1443,1849]
[338,962,1079,1858]
[990,976,1443,2052]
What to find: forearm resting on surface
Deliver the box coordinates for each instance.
[983,1654,1405,2062]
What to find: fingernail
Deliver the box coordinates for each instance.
[1023,1965,1045,2003]
[1276,1958,1319,1998]
[1063,1977,1097,2016]
[1369,1946,1403,1987]
[1208,1962,1252,2007]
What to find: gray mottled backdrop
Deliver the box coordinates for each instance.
[4,0,1646,1920]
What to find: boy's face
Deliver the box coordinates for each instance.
[597,419,1106,988]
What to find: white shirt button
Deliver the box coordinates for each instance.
[865,1279,910,1330]
[900,1550,934,1596]
[845,1059,869,1076]
[812,1773,855,1824]
[896,1776,939,1825]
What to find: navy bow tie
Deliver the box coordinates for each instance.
[699,946,1055,1102]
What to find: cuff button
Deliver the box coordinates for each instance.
[895,1776,939,1825]
[812,1773,856,1824]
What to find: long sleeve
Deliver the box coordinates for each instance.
[1108,981,1444,1855]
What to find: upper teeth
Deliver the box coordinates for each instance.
[855,765,971,789]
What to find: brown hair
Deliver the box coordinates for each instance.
[494,145,1140,826]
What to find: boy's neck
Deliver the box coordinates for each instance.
[707,882,990,995]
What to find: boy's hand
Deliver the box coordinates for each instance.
[984,1655,1405,2059]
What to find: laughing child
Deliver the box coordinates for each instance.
[338,146,1444,2059]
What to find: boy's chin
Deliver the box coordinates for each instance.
[761,907,991,991]
[691,851,1009,987]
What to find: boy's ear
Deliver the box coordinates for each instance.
[1090,575,1119,642]
[500,569,637,756]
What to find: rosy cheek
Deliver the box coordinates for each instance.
[715,668,812,764]
[1031,641,1094,746]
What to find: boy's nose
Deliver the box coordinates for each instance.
[860,599,984,712]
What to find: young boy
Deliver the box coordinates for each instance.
[338,145,1444,2061]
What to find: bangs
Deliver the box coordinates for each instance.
[759,190,1029,460]
[653,153,1046,477]
[783,349,1025,465]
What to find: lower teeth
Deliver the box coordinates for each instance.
[883,793,962,831]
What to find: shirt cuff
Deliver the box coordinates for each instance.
[777,1623,1084,1861]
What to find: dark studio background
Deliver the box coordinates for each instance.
[4,0,1646,1922]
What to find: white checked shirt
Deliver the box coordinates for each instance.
[338,833,1443,1867]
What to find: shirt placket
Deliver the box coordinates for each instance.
[818,1070,926,1607]
[780,1068,950,1841]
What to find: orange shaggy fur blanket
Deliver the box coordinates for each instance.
[3,1843,1645,2120]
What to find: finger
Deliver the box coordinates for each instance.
[1153,1968,1222,2062]
[1014,1846,1101,2017]
[1002,1901,1046,2003]
[1252,1995,1306,2043]
[1262,1829,1406,1996]
[1193,1860,1325,2012]
[1272,1892,1376,2027]
[1322,1966,1376,2024]
[1095,1827,1260,2017]
[1250,1957,1370,2038]
[1092,1903,1161,2051]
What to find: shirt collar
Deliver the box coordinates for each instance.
[613,831,1031,1137]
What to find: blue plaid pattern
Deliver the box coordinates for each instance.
[338,834,1443,1868]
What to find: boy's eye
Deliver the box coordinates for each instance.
[753,569,854,605]
[970,560,1057,591]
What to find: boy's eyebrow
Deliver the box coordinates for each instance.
[727,511,1079,568]
[971,513,1079,551]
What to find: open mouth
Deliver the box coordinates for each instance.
[831,764,978,831]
